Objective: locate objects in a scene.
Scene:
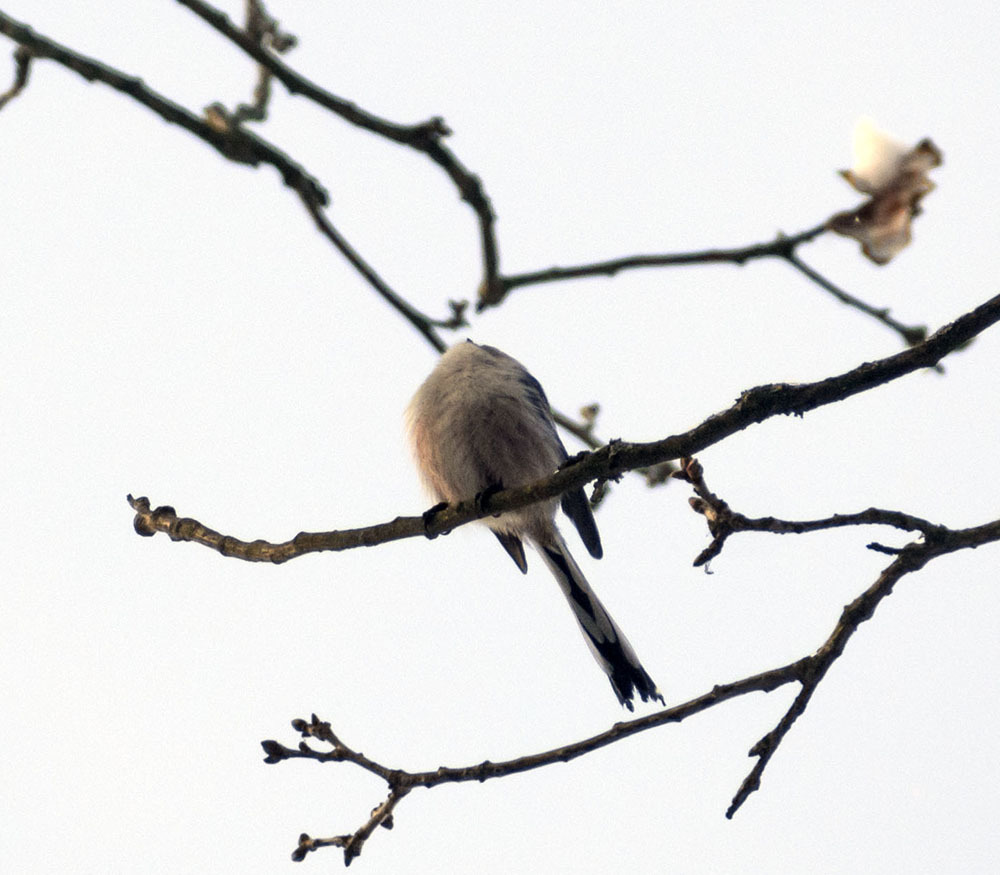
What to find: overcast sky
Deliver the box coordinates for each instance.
[3,2,1000,873]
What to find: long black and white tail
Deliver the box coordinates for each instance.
[536,531,663,710]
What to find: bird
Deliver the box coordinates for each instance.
[406,340,662,710]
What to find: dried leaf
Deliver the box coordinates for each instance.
[828,118,942,264]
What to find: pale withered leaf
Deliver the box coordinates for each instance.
[828,118,942,264]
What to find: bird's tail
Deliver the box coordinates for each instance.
[536,530,663,710]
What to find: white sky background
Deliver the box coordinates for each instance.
[3,1,999,872]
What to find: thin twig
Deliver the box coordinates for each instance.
[491,223,828,308]
[676,457,947,566]
[294,181,449,353]
[268,662,803,782]
[292,785,411,866]
[783,250,928,347]
[0,10,327,204]
[492,223,930,350]
[0,42,30,110]
[208,1,296,126]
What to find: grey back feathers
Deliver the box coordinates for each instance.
[407,340,662,710]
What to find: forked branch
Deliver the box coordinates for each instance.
[257,500,998,863]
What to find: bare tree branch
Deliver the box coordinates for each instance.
[672,455,1000,815]
[0,9,931,355]
[0,9,327,204]
[0,10,465,351]
[0,8,606,438]
[782,250,928,347]
[293,180,453,352]
[203,1,297,127]
[726,518,1000,816]
[174,0,502,300]
[0,41,29,109]
[264,658,806,865]
[491,223,929,347]
[255,498,1000,863]
[675,457,947,566]
[127,288,1000,561]
[267,660,804,781]
[291,785,411,865]
[496,223,828,300]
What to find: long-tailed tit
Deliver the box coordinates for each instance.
[407,340,662,710]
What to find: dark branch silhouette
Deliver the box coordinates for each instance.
[254,479,1000,864]
[496,223,826,296]
[491,224,927,347]
[127,287,1000,563]
[0,40,28,109]
[672,456,1000,814]
[175,0,502,302]
[292,180,455,352]
[267,658,806,864]
[0,8,462,351]
[675,457,946,566]
[0,11,327,202]
[1,8,932,350]
[782,250,927,347]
